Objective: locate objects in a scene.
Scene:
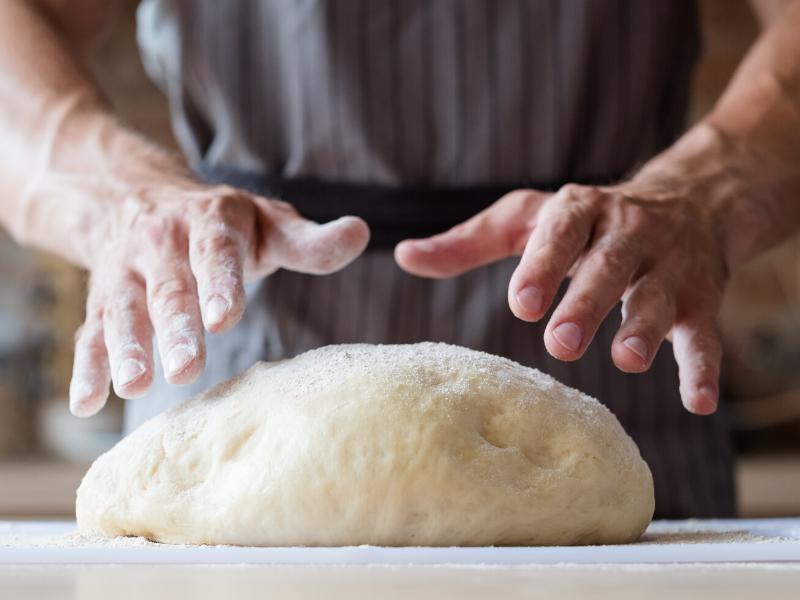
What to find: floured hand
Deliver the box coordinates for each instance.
[0,1,370,417]
[69,183,369,417]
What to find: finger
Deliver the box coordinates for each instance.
[394,190,548,278]
[142,244,206,387]
[508,185,602,322]
[189,218,247,335]
[544,238,639,360]
[102,274,155,399]
[611,274,677,372]
[69,308,111,418]
[671,310,723,415]
[255,199,370,276]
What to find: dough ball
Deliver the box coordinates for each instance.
[77,343,654,546]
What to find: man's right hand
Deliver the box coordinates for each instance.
[0,1,370,417]
[69,183,369,417]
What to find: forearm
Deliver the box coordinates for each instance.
[0,0,194,268]
[627,0,800,269]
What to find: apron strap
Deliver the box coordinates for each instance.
[196,165,623,250]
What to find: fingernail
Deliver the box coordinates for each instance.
[166,344,194,376]
[699,384,719,406]
[553,322,583,353]
[623,336,649,362]
[516,286,543,314]
[118,358,146,387]
[413,241,437,253]
[206,295,230,326]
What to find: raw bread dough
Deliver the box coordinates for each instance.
[77,343,654,546]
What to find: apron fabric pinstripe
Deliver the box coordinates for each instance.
[130,0,736,518]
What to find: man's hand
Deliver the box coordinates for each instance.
[400,0,800,416]
[396,183,726,415]
[0,1,369,417]
[70,183,369,417]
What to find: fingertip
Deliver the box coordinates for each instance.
[543,323,584,361]
[695,384,719,415]
[509,285,544,321]
[285,216,370,274]
[682,384,719,415]
[204,295,231,327]
[203,293,244,334]
[399,239,437,254]
[672,320,723,415]
[163,342,205,386]
[393,240,411,269]
[394,238,443,276]
[338,215,370,231]
[553,321,584,353]
[69,387,108,418]
[113,358,153,399]
[393,238,419,261]
[611,336,651,373]
[326,216,370,253]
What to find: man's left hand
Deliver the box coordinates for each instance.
[396,182,728,415]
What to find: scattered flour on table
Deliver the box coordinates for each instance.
[634,531,791,545]
[0,531,168,549]
[0,530,792,549]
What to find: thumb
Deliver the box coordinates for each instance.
[394,189,548,278]
[272,215,371,275]
[251,196,370,276]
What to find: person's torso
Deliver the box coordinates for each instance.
[138,0,701,187]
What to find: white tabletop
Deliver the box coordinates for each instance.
[2,518,800,565]
[3,519,800,599]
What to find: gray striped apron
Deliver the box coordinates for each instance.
[131,0,735,519]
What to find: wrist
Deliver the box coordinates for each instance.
[18,104,198,268]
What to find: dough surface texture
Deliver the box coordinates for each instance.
[77,343,654,546]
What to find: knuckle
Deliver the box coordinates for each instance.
[193,231,242,261]
[141,216,183,249]
[498,189,528,205]
[102,302,133,327]
[640,282,675,314]
[596,247,633,282]
[559,183,586,198]
[628,204,658,234]
[262,198,301,222]
[102,281,139,322]
[74,318,104,345]
[570,292,604,322]
[191,189,253,223]
[546,215,585,250]
[148,276,195,313]
[506,189,543,211]
[210,184,240,198]
[526,260,562,289]
[208,191,246,214]
[266,198,293,212]
[626,313,666,341]
[559,183,604,206]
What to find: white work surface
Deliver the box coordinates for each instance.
[2,518,800,565]
[3,519,800,600]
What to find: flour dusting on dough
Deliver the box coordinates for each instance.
[77,343,655,547]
